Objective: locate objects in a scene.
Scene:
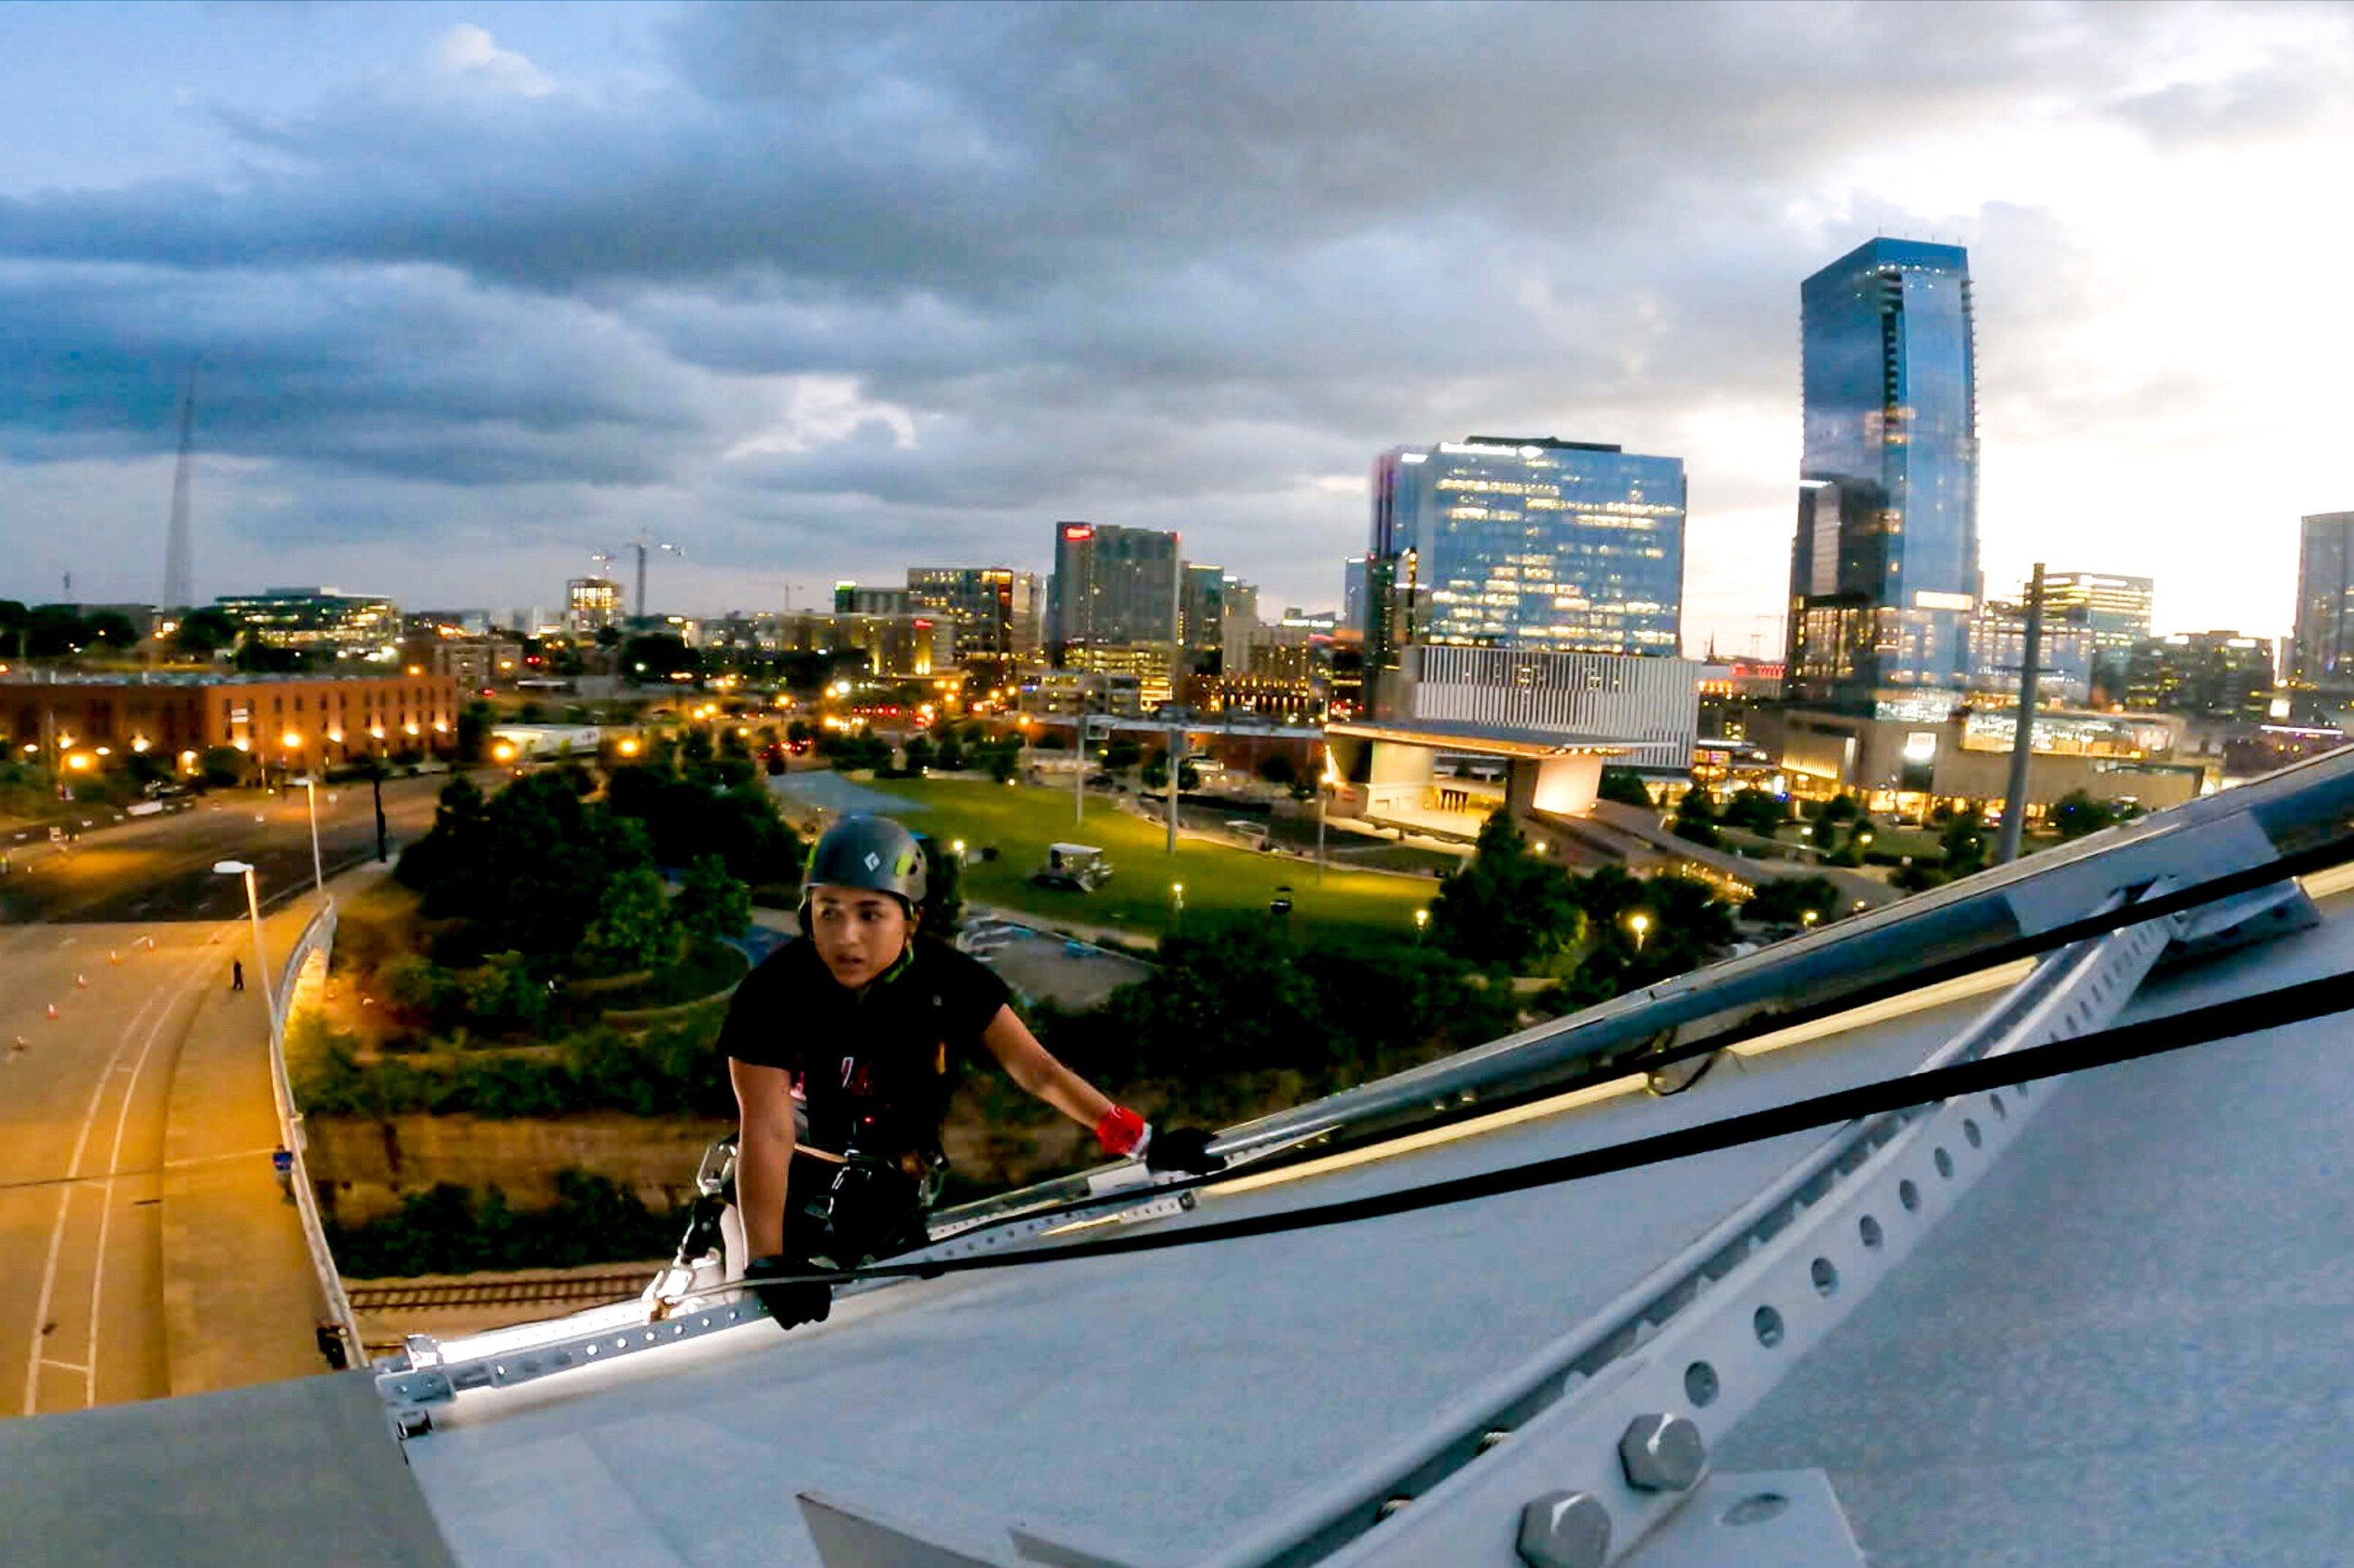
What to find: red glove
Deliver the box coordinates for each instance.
[1094,1106,1149,1157]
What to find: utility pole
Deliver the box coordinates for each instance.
[1166,545,1183,855]
[1994,562,2044,865]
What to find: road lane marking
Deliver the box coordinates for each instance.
[83,949,207,1408]
[20,983,171,1417]
[38,1358,89,1374]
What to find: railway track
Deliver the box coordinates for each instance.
[348,1271,654,1313]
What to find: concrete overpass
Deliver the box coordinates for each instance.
[6,750,2354,1566]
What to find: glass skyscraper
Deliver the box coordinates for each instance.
[2292,513,2354,692]
[1365,436,1685,695]
[1784,239,1980,711]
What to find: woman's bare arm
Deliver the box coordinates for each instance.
[729,1058,796,1259]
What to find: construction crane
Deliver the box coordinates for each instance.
[596,535,684,622]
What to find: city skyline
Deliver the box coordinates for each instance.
[5,4,2353,648]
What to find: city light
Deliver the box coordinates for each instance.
[131,736,150,752]
[1628,911,1651,952]
[618,737,640,757]
[65,753,91,772]
[282,731,302,750]
[492,741,516,763]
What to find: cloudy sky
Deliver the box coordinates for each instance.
[4,1,2351,653]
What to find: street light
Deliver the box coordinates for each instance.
[1802,908,1820,929]
[1628,911,1651,953]
[1171,881,1185,922]
[291,775,324,895]
[1413,907,1430,942]
[212,860,282,1039]
[951,839,967,863]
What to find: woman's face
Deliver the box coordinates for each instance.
[806,886,913,985]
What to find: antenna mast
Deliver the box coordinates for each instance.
[163,366,198,611]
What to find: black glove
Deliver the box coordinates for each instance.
[742,1255,833,1328]
[1145,1126,1226,1176]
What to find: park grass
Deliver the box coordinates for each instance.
[860,776,1439,942]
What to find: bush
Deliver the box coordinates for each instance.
[1596,767,1655,808]
[325,1171,687,1277]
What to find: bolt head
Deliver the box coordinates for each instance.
[1517,1490,1610,1568]
[1618,1411,1708,1492]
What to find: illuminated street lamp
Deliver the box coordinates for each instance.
[951,839,967,864]
[291,775,324,895]
[1802,909,1820,929]
[1413,907,1430,942]
[1171,881,1185,921]
[212,860,282,1038]
[1628,911,1651,953]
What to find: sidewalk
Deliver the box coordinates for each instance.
[158,868,392,1396]
[158,906,331,1396]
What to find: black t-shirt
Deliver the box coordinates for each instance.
[717,935,1011,1160]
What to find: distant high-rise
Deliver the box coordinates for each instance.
[1364,436,1686,702]
[1047,523,1180,653]
[2292,513,2354,690]
[906,567,1041,685]
[1784,239,1980,710]
[1180,563,1227,661]
[2040,571,2153,699]
[162,369,198,612]
[1342,557,1370,637]
[567,577,622,634]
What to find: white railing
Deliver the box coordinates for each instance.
[271,900,365,1362]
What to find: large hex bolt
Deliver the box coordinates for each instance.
[1618,1412,1707,1492]
[1517,1490,1611,1568]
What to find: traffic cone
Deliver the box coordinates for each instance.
[75,974,89,989]
[109,951,121,965]
[46,1003,59,1020]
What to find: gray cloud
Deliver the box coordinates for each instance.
[1,0,2342,624]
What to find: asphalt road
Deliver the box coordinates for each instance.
[0,774,451,926]
[0,772,455,1420]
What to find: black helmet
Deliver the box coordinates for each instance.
[804,815,929,912]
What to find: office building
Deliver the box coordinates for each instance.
[213,588,403,661]
[1180,564,1228,664]
[2037,571,2152,700]
[833,584,912,617]
[1047,523,1180,652]
[1969,597,2096,707]
[1783,239,1980,709]
[1,669,461,774]
[2292,513,2354,692]
[776,612,952,679]
[567,578,623,635]
[2123,632,2275,722]
[1364,435,1686,714]
[906,568,1042,688]
[1342,557,1370,638]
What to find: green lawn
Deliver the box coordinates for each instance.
[860,777,1439,942]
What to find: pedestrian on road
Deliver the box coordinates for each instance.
[230,958,244,992]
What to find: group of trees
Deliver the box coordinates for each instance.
[0,601,145,660]
[1427,812,1741,1004]
[1032,915,1521,1103]
[394,765,779,980]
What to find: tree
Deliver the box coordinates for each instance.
[200,745,252,787]
[1819,793,1863,827]
[1747,875,1841,928]
[901,734,935,775]
[1257,753,1299,787]
[1427,811,1584,970]
[173,607,239,658]
[622,633,698,684]
[1721,788,1788,836]
[2050,790,2118,840]
[678,855,751,944]
[82,611,140,650]
[1102,734,1143,774]
[1140,751,1169,791]
[1596,767,1654,808]
[26,605,89,659]
[1940,806,1990,875]
[1671,787,1722,846]
[580,865,679,974]
[932,735,966,773]
[455,700,495,764]
[464,951,551,1036]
